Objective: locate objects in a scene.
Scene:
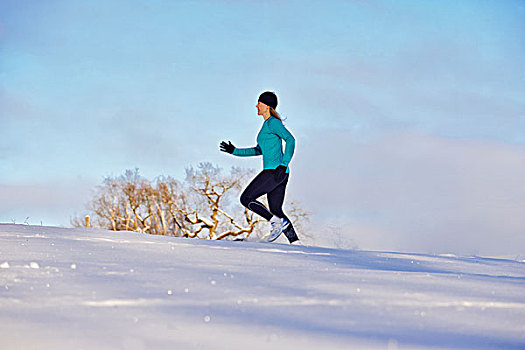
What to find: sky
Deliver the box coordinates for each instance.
[1,0,525,256]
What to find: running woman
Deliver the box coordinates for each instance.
[220,91,299,243]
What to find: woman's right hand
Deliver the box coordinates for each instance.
[220,141,235,154]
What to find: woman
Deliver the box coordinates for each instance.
[220,91,298,243]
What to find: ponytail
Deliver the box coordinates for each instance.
[269,107,283,121]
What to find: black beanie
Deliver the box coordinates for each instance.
[258,91,278,109]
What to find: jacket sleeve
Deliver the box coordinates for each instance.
[269,119,295,167]
[232,144,262,157]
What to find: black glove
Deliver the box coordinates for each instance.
[275,165,287,178]
[220,141,235,154]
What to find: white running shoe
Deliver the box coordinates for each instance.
[266,216,290,242]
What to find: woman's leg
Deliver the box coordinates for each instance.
[240,170,282,221]
[267,174,299,243]
[267,174,290,221]
[241,170,299,243]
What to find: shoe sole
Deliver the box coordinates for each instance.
[266,231,282,242]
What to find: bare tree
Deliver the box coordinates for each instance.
[183,163,262,240]
[73,164,310,241]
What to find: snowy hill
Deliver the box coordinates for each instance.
[1,224,524,350]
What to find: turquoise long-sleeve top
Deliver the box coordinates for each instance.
[232,117,295,172]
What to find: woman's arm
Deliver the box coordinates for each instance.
[233,144,262,157]
[269,119,295,167]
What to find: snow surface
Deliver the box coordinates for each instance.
[1,224,524,350]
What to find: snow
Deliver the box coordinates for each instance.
[1,224,524,350]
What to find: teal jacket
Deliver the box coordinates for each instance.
[233,117,295,172]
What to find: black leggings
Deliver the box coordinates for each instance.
[240,169,290,222]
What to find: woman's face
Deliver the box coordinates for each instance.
[256,101,269,116]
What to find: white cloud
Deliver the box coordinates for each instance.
[290,128,525,256]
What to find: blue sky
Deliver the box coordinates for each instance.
[1,0,525,255]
